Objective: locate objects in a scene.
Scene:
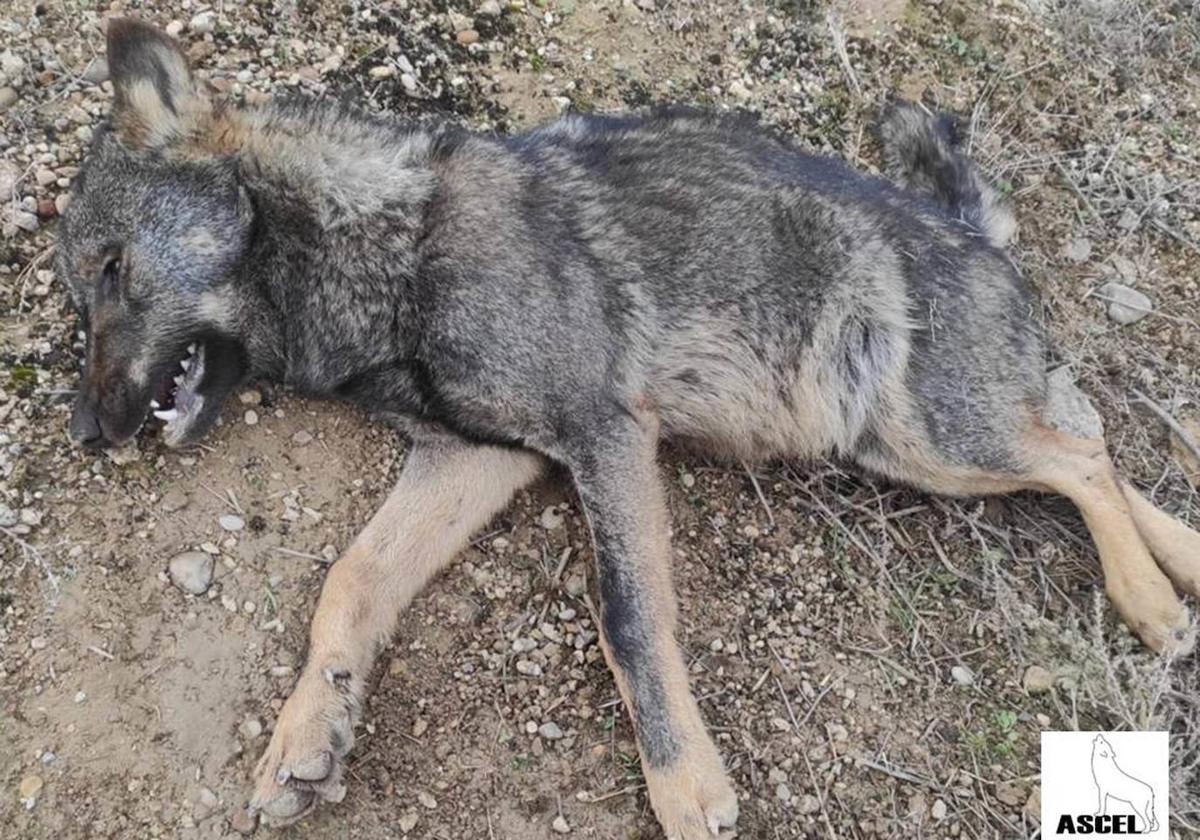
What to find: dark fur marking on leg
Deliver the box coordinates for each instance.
[594,530,680,769]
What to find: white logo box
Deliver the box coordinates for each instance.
[1041,731,1169,837]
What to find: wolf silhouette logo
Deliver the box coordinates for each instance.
[1091,735,1159,833]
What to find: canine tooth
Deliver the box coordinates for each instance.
[187,343,196,354]
[154,409,179,421]
[174,375,184,386]
[180,358,191,371]
[150,399,160,409]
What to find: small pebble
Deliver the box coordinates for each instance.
[168,552,215,595]
[244,409,259,426]
[1022,665,1054,694]
[18,774,43,809]
[950,665,974,686]
[552,815,571,834]
[220,514,245,532]
[538,722,564,740]
[229,807,257,834]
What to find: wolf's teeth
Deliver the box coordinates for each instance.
[154,409,179,421]
[150,399,160,409]
[187,343,196,355]
[180,359,191,371]
[174,375,184,386]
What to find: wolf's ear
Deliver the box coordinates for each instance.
[106,18,208,150]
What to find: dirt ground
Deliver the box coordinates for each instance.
[2,1,1200,838]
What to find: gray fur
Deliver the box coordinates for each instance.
[60,22,1050,789]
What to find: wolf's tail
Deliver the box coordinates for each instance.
[878,100,1016,249]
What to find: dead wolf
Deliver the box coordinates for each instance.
[58,18,1199,839]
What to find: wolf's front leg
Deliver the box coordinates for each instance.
[250,433,544,825]
[565,409,738,840]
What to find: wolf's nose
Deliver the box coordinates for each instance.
[69,402,106,448]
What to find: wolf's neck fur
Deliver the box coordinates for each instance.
[232,101,445,408]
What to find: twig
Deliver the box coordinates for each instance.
[860,758,935,787]
[741,460,775,528]
[272,546,330,563]
[825,11,861,98]
[1132,389,1200,467]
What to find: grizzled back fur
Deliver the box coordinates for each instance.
[60,18,1045,497]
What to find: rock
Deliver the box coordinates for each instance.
[0,52,24,79]
[36,197,56,219]
[399,812,419,832]
[950,665,974,686]
[54,193,71,215]
[239,717,263,739]
[194,786,219,820]
[238,389,262,405]
[931,799,948,820]
[9,209,38,232]
[728,79,751,100]
[165,20,185,37]
[417,791,437,809]
[219,514,245,532]
[552,815,571,833]
[229,807,257,834]
[538,722,564,740]
[18,774,43,808]
[0,86,15,110]
[995,781,1025,807]
[190,12,215,34]
[168,551,215,595]
[292,430,313,446]
[478,0,502,16]
[1022,665,1054,694]
[368,64,394,79]
[1096,282,1152,325]
[564,573,587,597]
[400,73,417,93]
[775,782,791,802]
[161,489,189,512]
[456,30,480,45]
[538,506,564,530]
[244,409,259,425]
[1043,366,1103,440]
[0,503,17,527]
[35,168,55,186]
[637,0,657,10]
[1061,237,1092,263]
[83,57,109,84]
[797,794,821,814]
[0,160,18,194]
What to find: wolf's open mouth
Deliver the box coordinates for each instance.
[150,342,206,446]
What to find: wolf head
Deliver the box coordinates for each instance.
[1092,734,1115,762]
[59,19,257,448]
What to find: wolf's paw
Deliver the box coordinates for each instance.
[1107,575,1194,655]
[645,746,739,839]
[248,668,357,827]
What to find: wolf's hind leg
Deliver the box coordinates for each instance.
[858,420,1192,653]
[1119,481,1200,598]
[1023,429,1192,653]
[250,434,545,825]
[562,408,738,840]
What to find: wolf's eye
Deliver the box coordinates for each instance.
[100,255,121,296]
